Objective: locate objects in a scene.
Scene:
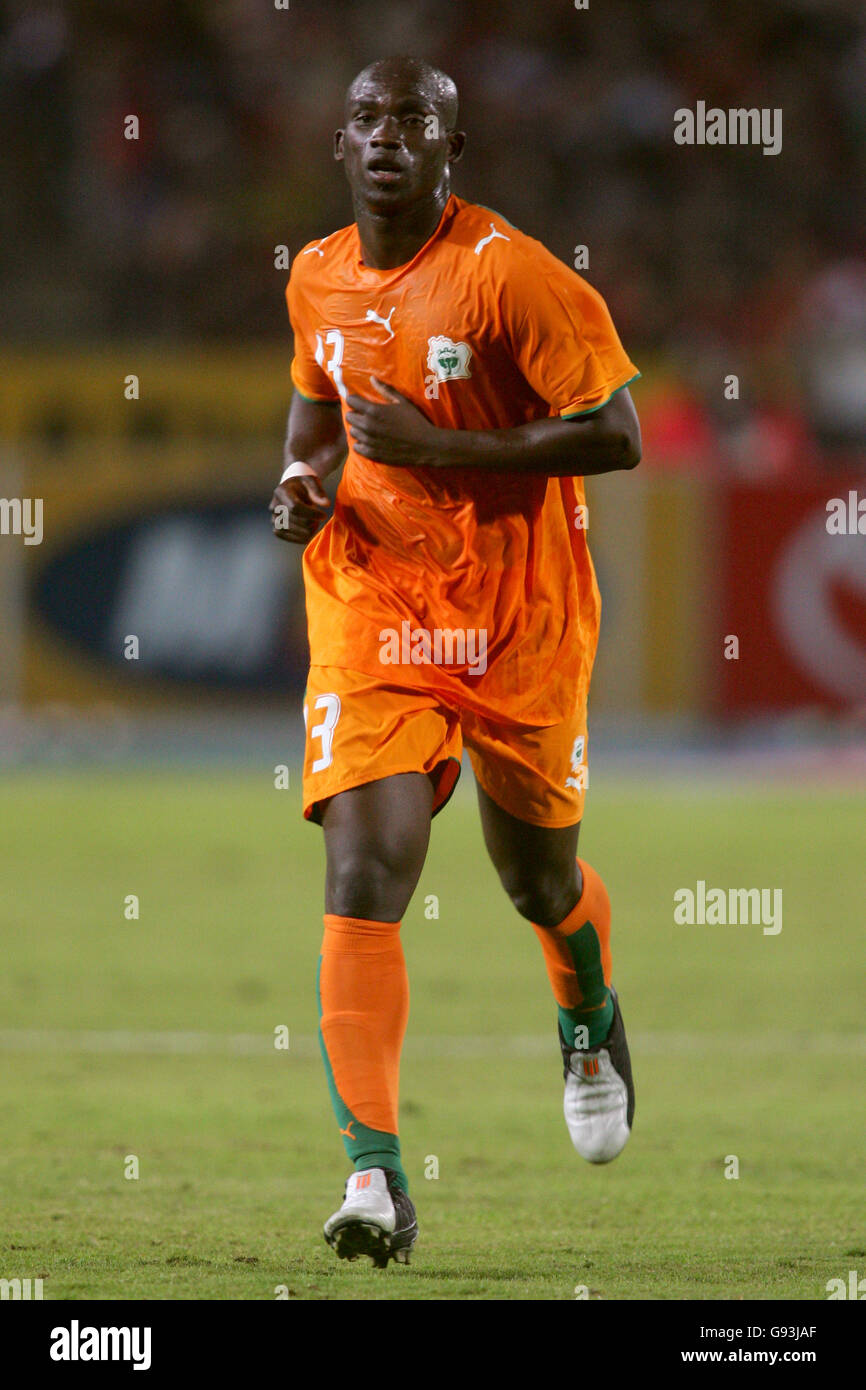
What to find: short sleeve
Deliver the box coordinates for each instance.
[286,261,340,403]
[499,247,639,417]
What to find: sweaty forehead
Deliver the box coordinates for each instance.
[346,76,440,115]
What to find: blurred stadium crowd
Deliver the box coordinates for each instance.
[2,0,865,475]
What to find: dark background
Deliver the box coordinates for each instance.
[3,0,865,470]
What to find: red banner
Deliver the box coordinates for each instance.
[719,477,866,712]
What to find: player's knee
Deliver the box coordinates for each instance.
[501,867,577,928]
[327,851,416,922]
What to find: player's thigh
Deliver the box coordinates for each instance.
[465,707,589,926]
[322,773,434,921]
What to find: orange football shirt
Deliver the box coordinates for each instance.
[286,194,639,726]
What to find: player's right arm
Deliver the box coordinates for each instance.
[269,392,346,545]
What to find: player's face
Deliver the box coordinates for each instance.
[335,77,462,213]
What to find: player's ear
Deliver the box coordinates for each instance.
[334,129,345,161]
[446,130,466,165]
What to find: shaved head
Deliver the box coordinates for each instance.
[346,56,458,130]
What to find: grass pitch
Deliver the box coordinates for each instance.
[0,768,863,1300]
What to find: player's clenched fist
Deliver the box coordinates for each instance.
[269,474,331,544]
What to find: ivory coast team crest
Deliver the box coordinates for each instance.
[426,335,472,382]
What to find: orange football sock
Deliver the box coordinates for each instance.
[531,858,614,1049]
[317,914,410,1191]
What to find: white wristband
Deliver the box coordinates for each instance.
[280,460,317,485]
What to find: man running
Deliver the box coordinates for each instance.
[270,55,641,1268]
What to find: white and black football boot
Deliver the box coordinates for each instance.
[560,986,635,1163]
[323,1167,418,1268]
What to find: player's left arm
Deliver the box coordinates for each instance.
[345,378,641,476]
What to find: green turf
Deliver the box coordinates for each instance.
[0,770,863,1300]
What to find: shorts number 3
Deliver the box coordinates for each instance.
[303,693,341,773]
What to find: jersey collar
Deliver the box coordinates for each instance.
[352,194,459,278]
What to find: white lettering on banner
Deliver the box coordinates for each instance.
[110,518,288,674]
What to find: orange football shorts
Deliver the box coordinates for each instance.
[301,666,590,829]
